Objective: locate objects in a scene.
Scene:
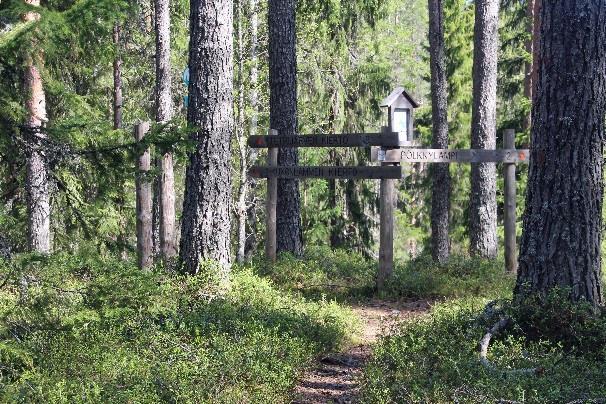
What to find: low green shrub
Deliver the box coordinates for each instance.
[251,246,376,301]
[361,296,606,403]
[0,253,357,403]
[387,255,515,300]
[507,289,606,359]
[254,247,514,302]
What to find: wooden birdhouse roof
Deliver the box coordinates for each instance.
[380,87,420,109]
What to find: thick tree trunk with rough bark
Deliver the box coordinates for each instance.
[469,0,499,259]
[24,0,51,254]
[268,0,303,255]
[428,0,451,263]
[179,0,233,274]
[154,0,177,262]
[515,1,606,306]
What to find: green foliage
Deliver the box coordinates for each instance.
[361,297,606,403]
[254,246,515,303]
[0,252,357,402]
[508,289,606,358]
[387,255,514,300]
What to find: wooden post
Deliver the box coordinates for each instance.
[134,122,153,270]
[266,129,278,262]
[503,129,518,273]
[378,126,396,291]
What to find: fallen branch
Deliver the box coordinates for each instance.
[479,316,543,376]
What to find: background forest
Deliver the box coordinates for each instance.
[0,0,528,259]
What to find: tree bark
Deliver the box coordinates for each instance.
[113,25,123,130]
[428,0,451,263]
[154,0,177,262]
[469,0,499,259]
[113,24,130,259]
[179,0,233,274]
[515,0,606,306]
[244,0,260,260]
[23,0,51,254]
[235,0,248,264]
[268,0,303,255]
[135,123,154,270]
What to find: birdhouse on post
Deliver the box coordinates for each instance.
[380,87,420,142]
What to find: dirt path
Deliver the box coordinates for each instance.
[292,299,431,404]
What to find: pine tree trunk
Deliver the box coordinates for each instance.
[515,1,606,306]
[268,0,303,255]
[113,25,123,130]
[235,0,248,264]
[135,123,154,270]
[428,0,451,263]
[179,0,233,274]
[244,0,260,260]
[469,0,499,259]
[24,0,51,254]
[113,24,130,259]
[154,0,177,262]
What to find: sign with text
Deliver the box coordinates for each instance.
[248,133,419,148]
[249,166,401,179]
[371,148,530,164]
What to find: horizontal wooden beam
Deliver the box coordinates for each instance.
[248,166,402,179]
[371,148,530,164]
[248,133,420,148]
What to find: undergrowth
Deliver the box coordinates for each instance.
[0,252,357,403]
[254,246,515,302]
[361,293,606,403]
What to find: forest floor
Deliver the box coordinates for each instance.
[292,299,432,403]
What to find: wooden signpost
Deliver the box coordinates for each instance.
[371,147,530,164]
[250,87,529,291]
[249,165,402,180]
[248,133,418,148]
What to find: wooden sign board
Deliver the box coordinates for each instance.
[249,166,402,179]
[371,148,530,164]
[248,133,419,148]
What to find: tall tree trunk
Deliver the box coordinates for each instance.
[268,0,303,255]
[469,0,499,259]
[113,24,130,259]
[23,0,50,253]
[113,25,123,130]
[244,0,260,260]
[428,0,451,263]
[235,0,248,264]
[154,0,177,262]
[515,1,606,306]
[179,0,233,274]
[135,123,154,270]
